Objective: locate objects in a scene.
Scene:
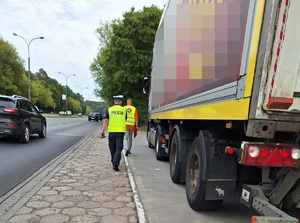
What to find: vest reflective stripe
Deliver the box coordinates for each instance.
[108,105,126,133]
[124,105,136,126]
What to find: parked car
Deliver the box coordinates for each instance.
[66,111,72,116]
[0,95,47,143]
[88,112,102,122]
[78,113,82,117]
[59,111,65,116]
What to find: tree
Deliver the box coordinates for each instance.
[31,80,55,109]
[90,6,162,124]
[0,38,27,96]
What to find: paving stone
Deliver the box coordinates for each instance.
[100,215,127,223]
[40,214,70,223]
[53,186,72,191]
[44,194,66,202]
[114,207,136,216]
[88,207,112,216]
[102,201,124,209]
[74,186,94,191]
[60,190,81,196]
[116,196,132,203]
[71,215,99,223]
[77,201,101,209]
[82,191,103,197]
[35,207,61,216]
[91,195,112,202]
[26,201,50,209]
[61,207,86,216]
[52,201,75,208]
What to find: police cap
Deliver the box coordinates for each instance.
[113,95,123,100]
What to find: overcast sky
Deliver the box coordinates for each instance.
[0,0,165,101]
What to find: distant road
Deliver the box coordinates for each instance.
[0,117,101,197]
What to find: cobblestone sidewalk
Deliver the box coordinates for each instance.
[7,129,138,223]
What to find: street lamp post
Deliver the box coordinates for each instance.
[76,85,88,115]
[13,33,44,100]
[59,72,76,113]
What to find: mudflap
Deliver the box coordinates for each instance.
[200,130,238,200]
[205,181,237,200]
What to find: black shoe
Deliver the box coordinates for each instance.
[113,166,119,171]
[125,151,128,156]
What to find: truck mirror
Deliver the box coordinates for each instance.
[143,76,150,95]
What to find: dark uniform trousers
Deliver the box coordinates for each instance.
[108,132,125,166]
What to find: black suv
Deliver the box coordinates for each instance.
[88,112,102,122]
[0,95,47,143]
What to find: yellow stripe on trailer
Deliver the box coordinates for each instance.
[244,0,266,98]
[151,98,250,121]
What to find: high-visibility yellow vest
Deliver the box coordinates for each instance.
[124,105,136,126]
[108,105,126,133]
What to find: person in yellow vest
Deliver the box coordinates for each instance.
[124,98,138,156]
[100,95,126,171]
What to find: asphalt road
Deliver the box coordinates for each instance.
[128,135,300,223]
[0,117,101,197]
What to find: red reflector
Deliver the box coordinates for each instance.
[160,138,166,144]
[6,124,16,127]
[3,108,18,113]
[267,97,293,109]
[260,149,270,158]
[281,149,290,158]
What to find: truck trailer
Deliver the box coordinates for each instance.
[143,0,300,221]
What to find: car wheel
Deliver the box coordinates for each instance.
[39,123,46,138]
[19,124,30,143]
[88,118,91,121]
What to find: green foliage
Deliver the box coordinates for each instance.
[31,80,55,109]
[0,38,27,96]
[90,6,162,124]
[68,97,81,113]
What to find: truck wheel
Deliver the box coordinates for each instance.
[19,124,30,143]
[155,127,168,160]
[155,128,163,160]
[170,133,181,183]
[185,135,222,211]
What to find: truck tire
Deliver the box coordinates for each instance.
[170,133,181,183]
[185,135,222,211]
[19,124,30,143]
[155,126,168,160]
[147,123,155,148]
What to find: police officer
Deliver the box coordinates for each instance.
[100,95,126,171]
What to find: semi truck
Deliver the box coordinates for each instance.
[143,0,300,222]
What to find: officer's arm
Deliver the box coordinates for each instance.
[100,119,108,137]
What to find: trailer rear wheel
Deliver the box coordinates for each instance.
[170,133,180,183]
[186,135,222,211]
[155,126,168,160]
